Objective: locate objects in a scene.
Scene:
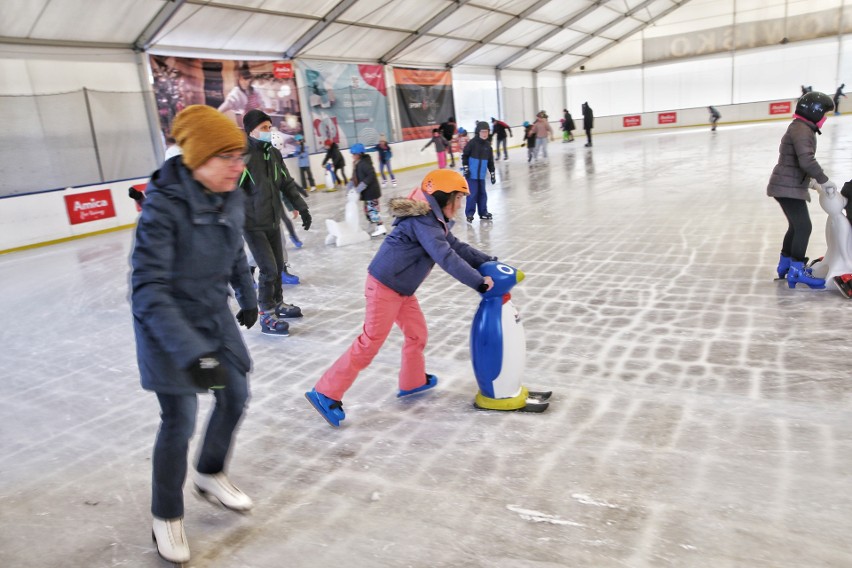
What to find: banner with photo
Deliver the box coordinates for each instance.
[149,55,303,156]
[393,67,455,141]
[296,60,390,151]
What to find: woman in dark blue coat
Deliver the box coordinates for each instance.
[130,105,258,564]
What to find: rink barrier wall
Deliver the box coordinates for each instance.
[0,98,799,253]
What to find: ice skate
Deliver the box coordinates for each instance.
[479,213,493,220]
[397,374,438,397]
[370,225,387,237]
[152,517,190,564]
[193,472,253,512]
[833,274,852,298]
[392,178,397,187]
[305,388,345,427]
[281,264,300,285]
[275,302,302,318]
[259,312,289,335]
[786,261,825,289]
[289,235,303,249]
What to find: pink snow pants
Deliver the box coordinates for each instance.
[436,151,447,169]
[315,274,428,401]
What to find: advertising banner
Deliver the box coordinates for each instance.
[623,115,641,127]
[658,112,677,125]
[769,101,792,115]
[297,60,390,149]
[149,55,303,156]
[393,67,455,140]
[64,189,116,225]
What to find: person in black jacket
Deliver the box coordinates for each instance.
[439,116,457,167]
[240,109,311,335]
[562,108,575,142]
[349,143,386,237]
[322,139,347,187]
[582,102,594,147]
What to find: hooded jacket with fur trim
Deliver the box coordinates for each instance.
[367,190,495,296]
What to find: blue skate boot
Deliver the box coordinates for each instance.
[786,260,825,289]
[776,254,791,279]
[305,389,345,427]
[398,374,438,398]
[281,265,301,285]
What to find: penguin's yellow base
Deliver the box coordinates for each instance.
[474,387,529,411]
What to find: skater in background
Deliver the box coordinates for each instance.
[456,127,470,155]
[532,111,553,158]
[348,143,386,237]
[834,84,846,115]
[522,121,537,162]
[562,108,575,142]
[708,106,721,131]
[439,116,458,167]
[371,134,396,187]
[240,109,310,335]
[294,135,317,192]
[422,128,450,168]
[582,102,594,147]
[767,91,837,289]
[130,105,257,564]
[462,121,496,222]
[322,139,347,188]
[490,117,512,160]
[304,169,496,427]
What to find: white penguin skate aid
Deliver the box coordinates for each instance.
[810,185,852,282]
[325,189,370,247]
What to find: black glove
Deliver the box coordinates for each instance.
[462,165,470,178]
[490,172,496,184]
[187,353,228,390]
[300,209,312,230]
[128,187,145,202]
[841,180,852,199]
[236,307,258,329]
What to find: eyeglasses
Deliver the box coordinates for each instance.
[214,153,250,165]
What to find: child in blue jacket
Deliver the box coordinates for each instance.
[305,169,496,427]
[462,121,496,222]
[294,135,316,192]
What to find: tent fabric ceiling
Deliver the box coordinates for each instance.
[1,0,690,72]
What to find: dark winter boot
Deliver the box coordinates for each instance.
[786,261,825,289]
[776,254,791,279]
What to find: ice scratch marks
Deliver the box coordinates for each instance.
[506,505,585,527]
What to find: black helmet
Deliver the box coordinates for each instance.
[796,91,834,123]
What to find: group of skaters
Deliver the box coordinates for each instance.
[130,104,501,564]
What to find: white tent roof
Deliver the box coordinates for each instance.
[2,0,692,72]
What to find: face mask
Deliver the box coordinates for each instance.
[254,131,272,143]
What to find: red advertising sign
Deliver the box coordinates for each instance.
[64,189,116,225]
[623,115,641,127]
[658,112,677,124]
[273,62,294,79]
[770,101,791,115]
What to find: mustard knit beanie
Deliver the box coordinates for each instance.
[171,105,246,170]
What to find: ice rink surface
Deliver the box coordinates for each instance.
[2,119,852,567]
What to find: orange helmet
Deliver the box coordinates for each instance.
[421,169,469,195]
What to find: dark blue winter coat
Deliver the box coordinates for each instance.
[461,136,494,180]
[368,189,494,296]
[130,157,257,394]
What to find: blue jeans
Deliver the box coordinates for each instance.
[151,365,249,519]
[465,178,488,218]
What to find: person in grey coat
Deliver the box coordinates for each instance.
[766,91,837,289]
[130,105,258,564]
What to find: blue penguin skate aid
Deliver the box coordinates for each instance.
[470,261,549,412]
